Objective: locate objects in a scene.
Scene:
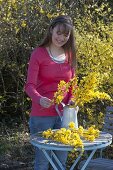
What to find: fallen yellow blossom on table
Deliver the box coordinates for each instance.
[42,122,100,150]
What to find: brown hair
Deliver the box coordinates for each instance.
[39,15,77,68]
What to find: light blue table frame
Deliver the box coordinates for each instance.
[30,132,112,170]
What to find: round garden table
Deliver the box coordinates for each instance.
[30,131,112,170]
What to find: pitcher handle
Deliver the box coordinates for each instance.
[75,106,79,113]
[55,102,65,121]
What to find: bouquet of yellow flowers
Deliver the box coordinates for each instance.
[53,72,112,107]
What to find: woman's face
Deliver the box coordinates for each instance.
[51,24,71,48]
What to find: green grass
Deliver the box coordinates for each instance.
[0,122,34,169]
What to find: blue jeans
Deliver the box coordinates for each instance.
[29,116,68,170]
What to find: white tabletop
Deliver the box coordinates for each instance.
[30,131,112,151]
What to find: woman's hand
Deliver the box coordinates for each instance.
[40,97,52,108]
[68,100,75,106]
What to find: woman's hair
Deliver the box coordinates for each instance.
[39,15,77,68]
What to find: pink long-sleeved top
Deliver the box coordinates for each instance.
[25,47,74,116]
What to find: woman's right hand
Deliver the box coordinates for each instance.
[39,97,52,108]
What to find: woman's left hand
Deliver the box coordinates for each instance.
[40,96,52,108]
[68,100,75,106]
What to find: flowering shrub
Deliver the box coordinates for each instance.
[42,122,100,149]
[53,72,112,107]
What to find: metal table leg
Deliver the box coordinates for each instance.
[42,148,97,170]
[42,149,65,170]
[80,149,97,170]
[70,151,83,170]
[51,151,65,170]
[42,149,58,170]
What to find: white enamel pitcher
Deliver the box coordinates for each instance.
[55,103,79,129]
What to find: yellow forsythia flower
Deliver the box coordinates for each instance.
[69,122,75,129]
[21,20,26,27]
[53,72,112,107]
[42,122,100,150]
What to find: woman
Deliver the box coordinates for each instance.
[25,15,77,170]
